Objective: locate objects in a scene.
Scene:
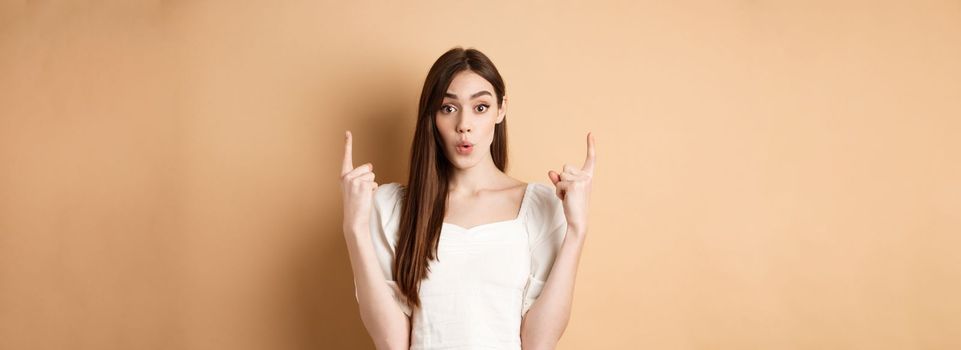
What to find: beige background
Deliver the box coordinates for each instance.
[1,1,959,349]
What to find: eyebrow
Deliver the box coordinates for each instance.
[444,90,493,100]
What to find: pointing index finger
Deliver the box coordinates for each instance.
[342,131,354,176]
[582,131,595,174]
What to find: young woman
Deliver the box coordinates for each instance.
[340,47,595,350]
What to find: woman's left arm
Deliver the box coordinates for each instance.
[521,132,596,350]
[520,226,587,350]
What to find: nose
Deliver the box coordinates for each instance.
[456,115,471,134]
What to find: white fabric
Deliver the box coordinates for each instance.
[354,181,567,350]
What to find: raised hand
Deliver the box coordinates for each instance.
[341,130,379,234]
[547,131,595,236]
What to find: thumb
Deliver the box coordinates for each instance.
[548,170,561,185]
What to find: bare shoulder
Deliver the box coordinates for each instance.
[497,178,529,197]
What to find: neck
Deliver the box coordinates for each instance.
[447,152,506,195]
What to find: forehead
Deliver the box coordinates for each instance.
[445,70,494,98]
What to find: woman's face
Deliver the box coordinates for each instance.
[434,70,507,169]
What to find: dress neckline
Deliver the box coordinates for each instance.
[442,183,533,232]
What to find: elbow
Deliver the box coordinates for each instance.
[521,336,560,350]
[366,325,409,350]
[371,337,409,350]
[358,310,410,350]
[520,317,567,350]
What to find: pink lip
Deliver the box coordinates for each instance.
[455,143,474,155]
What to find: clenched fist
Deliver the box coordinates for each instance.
[547,131,596,237]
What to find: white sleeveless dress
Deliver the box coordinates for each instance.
[355,182,568,350]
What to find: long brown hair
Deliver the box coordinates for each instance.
[394,47,508,309]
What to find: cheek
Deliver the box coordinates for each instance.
[484,114,499,132]
[434,116,454,143]
[434,114,448,131]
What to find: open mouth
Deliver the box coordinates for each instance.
[456,143,474,154]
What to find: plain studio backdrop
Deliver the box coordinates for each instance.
[0,1,958,349]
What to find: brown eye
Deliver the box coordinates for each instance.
[475,104,489,113]
[440,105,457,114]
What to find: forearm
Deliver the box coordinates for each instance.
[520,225,586,349]
[344,226,410,350]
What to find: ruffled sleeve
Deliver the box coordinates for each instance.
[521,182,568,316]
[352,182,413,317]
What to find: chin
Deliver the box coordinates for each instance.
[450,160,471,169]
[448,157,475,169]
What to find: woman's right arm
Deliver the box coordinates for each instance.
[344,225,411,350]
[341,131,410,350]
